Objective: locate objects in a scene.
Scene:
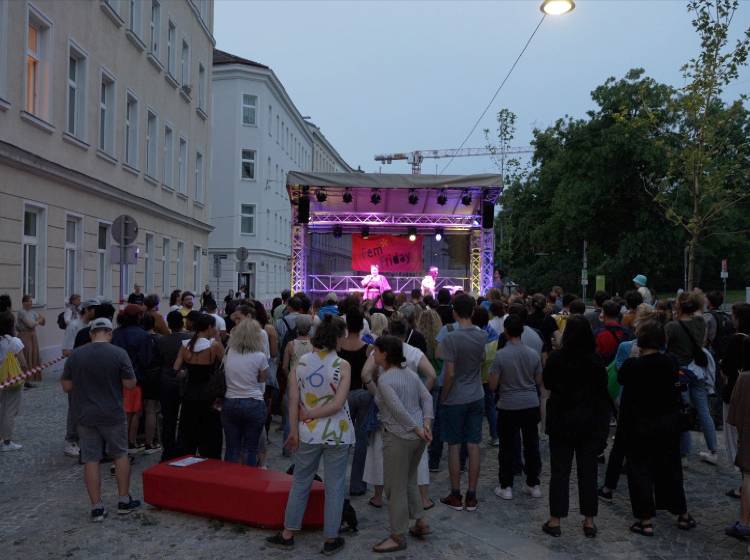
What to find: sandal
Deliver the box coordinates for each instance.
[629,521,654,537]
[409,524,432,539]
[542,521,561,537]
[583,523,598,538]
[373,535,407,553]
[368,498,383,509]
[423,500,435,511]
[678,514,697,531]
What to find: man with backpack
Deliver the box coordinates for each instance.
[595,301,632,365]
[704,291,733,430]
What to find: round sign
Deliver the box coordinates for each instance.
[112,215,139,246]
[236,246,249,262]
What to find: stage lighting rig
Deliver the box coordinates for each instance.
[408,189,419,205]
[408,227,417,242]
[315,189,327,203]
[461,191,472,206]
[333,225,343,238]
[362,226,370,239]
[437,190,448,206]
[370,190,381,205]
[342,188,353,203]
[435,228,443,242]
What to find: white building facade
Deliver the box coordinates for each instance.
[209,50,351,305]
[0,0,215,359]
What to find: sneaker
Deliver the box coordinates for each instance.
[440,493,464,511]
[523,485,542,498]
[64,441,80,457]
[143,443,162,455]
[490,438,500,447]
[90,508,107,522]
[117,496,141,514]
[128,442,145,455]
[597,487,613,501]
[0,441,22,452]
[464,495,478,511]
[726,521,750,539]
[494,486,513,500]
[322,537,345,556]
[699,451,719,465]
[266,532,295,550]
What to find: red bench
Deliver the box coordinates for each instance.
[142,457,325,529]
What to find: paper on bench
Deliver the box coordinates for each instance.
[169,456,208,468]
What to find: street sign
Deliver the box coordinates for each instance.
[111,245,139,265]
[213,254,227,278]
[236,246,249,262]
[236,261,251,273]
[721,259,728,279]
[581,269,588,286]
[112,215,139,246]
[595,275,606,292]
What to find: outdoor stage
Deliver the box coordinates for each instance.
[286,172,502,297]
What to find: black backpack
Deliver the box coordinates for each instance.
[279,317,298,355]
[709,310,735,361]
[57,312,67,330]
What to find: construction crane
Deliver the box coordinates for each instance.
[374,147,533,175]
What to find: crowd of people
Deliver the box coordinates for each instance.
[1,275,749,554]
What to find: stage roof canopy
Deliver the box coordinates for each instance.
[286,171,502,216]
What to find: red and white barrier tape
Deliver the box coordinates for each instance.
[0,355,65,390]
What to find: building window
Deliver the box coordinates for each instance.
[192,246,201,292]
[66,44,87,138]
[180,39,190,87]
[22,205,45,303]
[149,0,160,55]
[241,149,255,180]
[0,0,8,101]
[99,70,115,154]
[178,137,187,193]
[144,233,155,292]
[129,0,141,36]
[268,106,272,136]
[124,91,139,168]
[145,110,157,178]
[162,237,170,294]
[97,223,111,298]
[198,63,206,110]
[163,124,173,187]
[176,241,184,289]
[242,94,256,125]
[64,216,82,300]
[266,209,270,240]
[167,20,176,76]
[25,7,51,119]
[194,151,203,202]
[241,204,255,234]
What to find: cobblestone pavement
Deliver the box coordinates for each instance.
[1,372,748,560]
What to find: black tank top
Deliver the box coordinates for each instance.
[338,344,369,391]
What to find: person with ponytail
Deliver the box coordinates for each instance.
[173,313,224,458]
[367,335,433,553]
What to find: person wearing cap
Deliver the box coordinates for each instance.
[317,293,339,321]
[61,317,141,521]
[632,275,653,306]
[61,298,100,458]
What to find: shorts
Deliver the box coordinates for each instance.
[441,398,484,445]
[77,422,128,463]
[142,373,160,401]
[123,386,143,413]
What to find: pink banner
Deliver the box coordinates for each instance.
[352,235,423,273]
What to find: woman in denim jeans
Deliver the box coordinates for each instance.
[665,291,718,465]
[221,318,269,466]
[267,315,353,556]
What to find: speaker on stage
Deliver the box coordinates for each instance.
[298,196,310,224]
[482,201,494,229]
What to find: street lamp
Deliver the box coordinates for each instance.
[540,0,575,15]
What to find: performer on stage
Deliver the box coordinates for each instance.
[421,266,438,298]
[361,264,391,306]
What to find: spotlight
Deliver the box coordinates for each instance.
[408,189,419,205]
[315,189,327,203]
[408,227,417,242]
[361,226,369,239]
[461,192,472,206]
[435,228,443,242]
[370,190,381,205]
[437,190,447,206]
[342,189,353,204]
[333,225,343,238]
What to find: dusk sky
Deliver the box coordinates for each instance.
[214,0,750,175]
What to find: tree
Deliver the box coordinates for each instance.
[642,0,750,289]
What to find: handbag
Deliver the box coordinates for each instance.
[678,320,708,368]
